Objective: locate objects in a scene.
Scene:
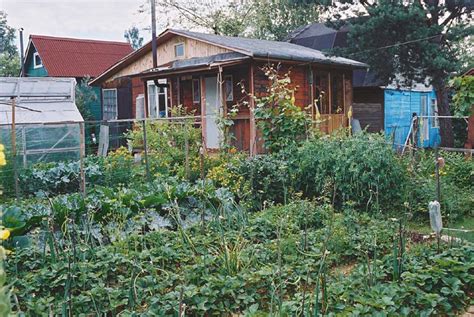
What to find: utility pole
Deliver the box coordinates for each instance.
[19,28,25,76]
[151,0,157,69]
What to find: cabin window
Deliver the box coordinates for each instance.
[225,75,233,101]
[174,43,185,58]
[314,72,329,114]
[331,73,344,114]
[102,89,118,120]
[147,80,168,118]
[33,52,42,69]
[420,95,429,140]
[192,79,200,104]
[431,98,439,128]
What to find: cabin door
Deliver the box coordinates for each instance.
[205,76,221,149]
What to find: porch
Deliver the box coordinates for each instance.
[139,55,353,154]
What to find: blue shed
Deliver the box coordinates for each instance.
[384,89,440,149]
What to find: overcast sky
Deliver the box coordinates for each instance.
[1,0,153,51]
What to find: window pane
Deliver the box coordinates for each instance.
[331,74,344,114]
[193,79,200,103]
[225,76,233,101]
[315,72,329,114]
[175,44,184,57]
[103,89,117,120]
[148,85,157,118]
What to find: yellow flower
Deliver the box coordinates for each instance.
[0,157,5,166]
[0,229,10,240]
[0,144,4,151]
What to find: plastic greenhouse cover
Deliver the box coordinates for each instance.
[0,77,83,125]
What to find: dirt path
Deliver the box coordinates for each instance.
[461,306,474,316]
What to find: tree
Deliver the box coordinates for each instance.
[144,0,320,39]
[76,76,97,121]
[250,0,321,40]
[0,11,20,76]
[324,1,474,147]
[124,26,144,50]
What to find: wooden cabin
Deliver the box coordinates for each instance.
[91,29,366,155]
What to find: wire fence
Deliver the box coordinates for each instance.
[0,116,203,199]
[0,114,472,200]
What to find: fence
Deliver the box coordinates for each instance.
[0,114,472,200]
[0,116,202,199]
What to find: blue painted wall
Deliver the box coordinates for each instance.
[384,89,440,148]
[24,45,48,77]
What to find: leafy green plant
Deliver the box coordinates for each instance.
[252,66,311,153]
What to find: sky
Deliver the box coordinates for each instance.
[1,0,153,51]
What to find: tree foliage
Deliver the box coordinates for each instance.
[75,77,97,121]
[149,0,320,40]
[325,1,474,146]
[0,11,20,76]
[124,26,144,50]
[450,75,474,116]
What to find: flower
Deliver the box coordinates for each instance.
[0,230,10,240]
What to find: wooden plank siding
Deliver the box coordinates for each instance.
[353,87,384,132]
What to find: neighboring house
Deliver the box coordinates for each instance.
[90,29,366,154]
[21,35,133,120]
[287,23,441,148]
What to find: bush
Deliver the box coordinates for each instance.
[235,154,291,210]
[126,117,202,180]
[290,133,409,211]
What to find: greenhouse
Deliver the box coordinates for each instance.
[0,77,84,167]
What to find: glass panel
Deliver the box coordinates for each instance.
[175,43,184,57]
[193,79,200,103]
[225,76,233,101]
[315,72,329,114]
[331,73,344,114]
[148,84,157,118]
[103,89,117,120]
[431,98,439,128]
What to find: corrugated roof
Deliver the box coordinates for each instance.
[143,52,249,74]
[0,77,83,124]
[30,35,133,78]
[169,29,367,68]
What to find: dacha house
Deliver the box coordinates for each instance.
[90,29,366,154]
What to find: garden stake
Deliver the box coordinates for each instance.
[142,119,151,182]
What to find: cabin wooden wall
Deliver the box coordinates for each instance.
[353,87,384,132]
[108,35,232,82]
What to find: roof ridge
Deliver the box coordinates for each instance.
[30,34,131,46]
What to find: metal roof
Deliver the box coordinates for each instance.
[143,52,249,75]
[169,29,367,68]
[29,35,133,78]
[0,77,83,125]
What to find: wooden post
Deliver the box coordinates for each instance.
[249,63,257,156]
[177,76,181,106]
[142,119,151,182]
[79,122,86,197]
[200,76,206,150]
[11,98,19,199]
[184,123,190,180]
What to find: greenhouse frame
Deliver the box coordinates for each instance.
[0,77,84,167]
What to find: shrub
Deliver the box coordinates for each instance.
[126,118,202,180]
[291,133,409,211]
[235,154,291,210]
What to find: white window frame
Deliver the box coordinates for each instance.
[224,75,234,102]
[102,88,118,120]
[431,98,439,128]
[33,52,43,69]
[147,80,168,118]
[192,78,200,104]
[420,95,429,141]
[174,42,185,58]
